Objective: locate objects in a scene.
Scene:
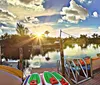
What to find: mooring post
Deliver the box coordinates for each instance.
[60,30,65,77]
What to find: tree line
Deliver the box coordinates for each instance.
[0,22,100,59]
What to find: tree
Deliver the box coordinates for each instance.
[80,34,87,39]
[44,31,50,37]
[0,33,10,40]
[16,22,29,36]
[92,33,99,38]
[1,35,4,40]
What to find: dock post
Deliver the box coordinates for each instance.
[60,30,65,77]
[19,47,24,72]
[19,47,24,81]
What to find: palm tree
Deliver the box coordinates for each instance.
[16,22,29,36]
[92,33,99,38]
[1,33,10,40]
[24,27,29,35]
[44,30,50,37]
[4,33,10,39]
[1,35,4,40]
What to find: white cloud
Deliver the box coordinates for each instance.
[79,0,92,4]
[0,29,3,34]
[24,16,39,24]
[23,23,60,37]
[7,0,45,11]
[0,8,16,19]
[7,0,59,20]
[62,27,97,37]
[8,5,58,20]
[60,0,89,23]
[58,19,63,23]
[87,1,92,4]
[65,25,70,27]
[0,17,11,21]
[93,11,99,17]
[0,26,15,31]
[24,21,100,38]
[79,0,85,3]
[98,26,100,30]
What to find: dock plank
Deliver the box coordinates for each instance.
[79,72,100,85]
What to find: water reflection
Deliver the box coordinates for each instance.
[25,44,100,69]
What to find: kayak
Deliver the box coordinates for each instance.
[26,73,42,85]
[0,65,22,78]
[52,72,70,85]
[23,75,30,85]
[43,71,61,85]
[0,70,22,85]
[77,57,100,65]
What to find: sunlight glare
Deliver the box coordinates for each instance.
[36,33,42,38]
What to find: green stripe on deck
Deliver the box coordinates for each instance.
[28,73,40,84]
[52,72,62,80]
[44,72,53,83]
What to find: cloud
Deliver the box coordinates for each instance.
[79,0,85,3]
[60,0,89,23]
[7,0,45,11]
[19,0,45,5]
[65,25,70,27]
[0,26,15,31]
[79,0,92,4]
[25,16,39,23]
[8,4,58,19]
[0,29,3,34]
[62,27,97,37]
[98,26,100,30]
[0,8,16,21]
[23,23,59,37]
[87,1,92,4]
[7,0,59,20]
[0,8,16,18]
[58,19,63,23]
[0,25,16,35]
[0,16,14,21]
[19,16,40,24]
[92,11,99,17]
[23,21,99,38]
[0,21,16,34]
[19,0,34,4]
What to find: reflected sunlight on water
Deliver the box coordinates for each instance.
[26,44,100,68]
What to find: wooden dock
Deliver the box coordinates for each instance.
[30,58,100,85]
[31,67,57,74]
[79,71,100,85]
[31,67,100,85]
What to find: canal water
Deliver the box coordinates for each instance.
[26,44,100,68]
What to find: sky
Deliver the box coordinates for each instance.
[0,0,100,37]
